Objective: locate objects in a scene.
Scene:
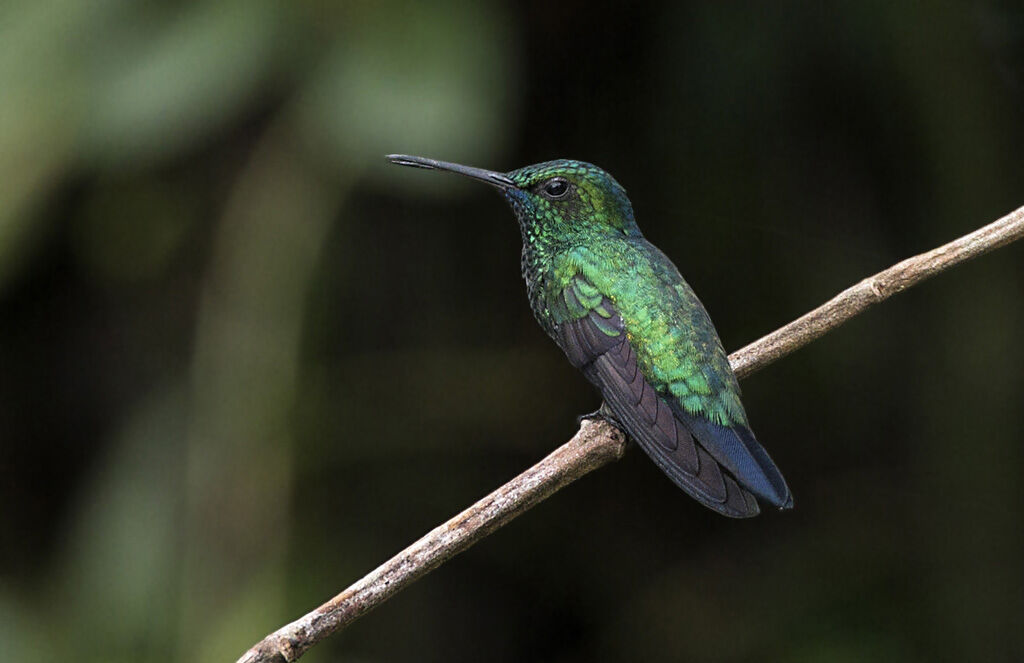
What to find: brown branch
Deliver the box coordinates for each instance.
[238,204,1024,663]
[729,205,1024,379]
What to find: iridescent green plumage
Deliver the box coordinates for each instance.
[388,155,792,517]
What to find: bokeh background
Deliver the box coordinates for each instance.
[3,1,1024,661]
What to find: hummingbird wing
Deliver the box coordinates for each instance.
[551,275,772,517]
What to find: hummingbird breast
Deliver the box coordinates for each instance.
[520,241,558,338]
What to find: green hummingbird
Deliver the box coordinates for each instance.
[387,154,792,517]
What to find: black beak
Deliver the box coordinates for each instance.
[386,154,516,189]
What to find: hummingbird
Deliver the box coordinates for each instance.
[387,154,792,517]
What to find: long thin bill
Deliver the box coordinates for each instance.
[386,154,515,189]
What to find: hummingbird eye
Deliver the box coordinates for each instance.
[540,178,570,200]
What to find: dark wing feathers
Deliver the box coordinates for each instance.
[554,277,788,518]
[591,347,758,517]
[556,307,621,367]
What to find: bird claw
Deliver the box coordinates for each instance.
[576,402,624,431]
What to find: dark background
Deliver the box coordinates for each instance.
[2,2,1024,661]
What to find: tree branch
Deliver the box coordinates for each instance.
[729,205,1024,379]
[238,204,1024,663]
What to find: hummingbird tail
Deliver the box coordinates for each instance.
[682,416,793,510]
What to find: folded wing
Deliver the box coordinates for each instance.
[552,276,791,517]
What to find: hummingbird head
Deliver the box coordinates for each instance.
[386,155,640,241]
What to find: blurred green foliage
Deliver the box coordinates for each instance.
[2,2,1023,662]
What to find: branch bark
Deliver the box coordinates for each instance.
[238,204,1024,663]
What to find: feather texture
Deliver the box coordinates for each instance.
[552,274,790,517]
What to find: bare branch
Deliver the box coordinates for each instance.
[238,204,1024,663]
[730,205,1024,379]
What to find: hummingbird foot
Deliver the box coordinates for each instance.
[576,401,624,431]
